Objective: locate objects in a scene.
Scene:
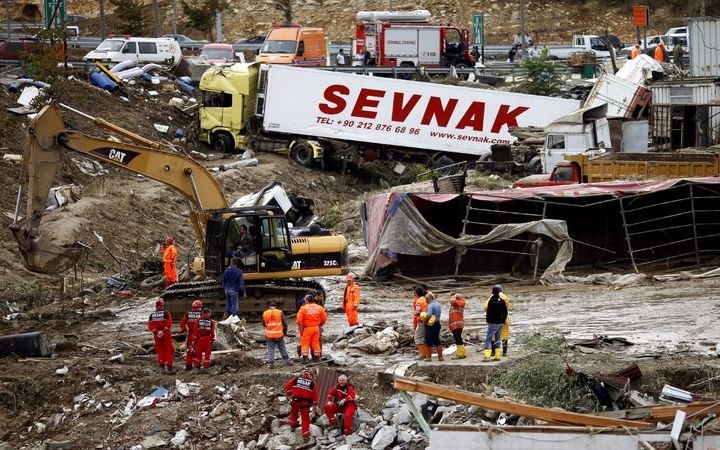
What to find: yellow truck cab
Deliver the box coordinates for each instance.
[256,25,327,66]
[199,63,259,152]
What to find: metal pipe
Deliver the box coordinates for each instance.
[186,171,204,211]
[618,198,639,273]
[628,223,693,236]
[690,185,700,264]
[13,184,22,223]
[625,211,692,227]
[466,248,534,256]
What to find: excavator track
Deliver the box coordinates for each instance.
[161,279,326,321]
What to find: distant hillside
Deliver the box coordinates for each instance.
[67,0,716,43]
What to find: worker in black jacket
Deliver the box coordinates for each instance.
[483,285,508,362]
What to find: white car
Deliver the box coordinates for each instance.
[84,37,182,66]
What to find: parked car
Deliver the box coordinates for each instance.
[232,35,265,51]
[200,43,236,63]
[0,40,33,59]
[161,34,208,50]
[84,37,182,66]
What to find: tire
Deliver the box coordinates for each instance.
[398,62,415,80]
[141,274,165,289]
[212,133,234,153]
[434,155,457,176]
[290,142,314,167]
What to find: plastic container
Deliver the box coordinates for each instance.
[89,71,118,92]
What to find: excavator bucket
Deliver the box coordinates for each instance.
[8,104,88,274]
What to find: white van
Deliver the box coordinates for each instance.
[83,37,182,66]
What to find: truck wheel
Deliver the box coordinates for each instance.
[290,142,314,167]
[212,133,234,153]
[398,62,415,80]
[435,155,457,176]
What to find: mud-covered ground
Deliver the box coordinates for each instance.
[2,265,720,448]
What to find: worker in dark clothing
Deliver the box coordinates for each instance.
[223,258,246,318]
[483,285,508,362]
[423,292,443,361]
[672,39,685,69]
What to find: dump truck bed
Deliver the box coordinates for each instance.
[567,153,720,183]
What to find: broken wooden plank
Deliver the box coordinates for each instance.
[393,376,652,429]
[650,402,720,422]
[400,391,432,438]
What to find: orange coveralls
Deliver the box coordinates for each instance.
[297,303,327,358]
[343,281,361,326]
[162,243,178,288]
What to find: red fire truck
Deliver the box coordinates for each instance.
[354,10,474,69]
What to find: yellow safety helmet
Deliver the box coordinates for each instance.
[427,314,437,326]
[419,312,428,323]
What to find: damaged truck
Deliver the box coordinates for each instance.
[198,63,579,167]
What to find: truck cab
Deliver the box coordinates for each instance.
[256,25,327,66]
[540,104,610,173]
[198,62,259,152]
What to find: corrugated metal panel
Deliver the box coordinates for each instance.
[689,18,720,77]
[650,80,720,105]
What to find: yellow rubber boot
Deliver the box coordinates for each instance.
[452,345,466,359]
[493,346,502,361]
[482,349,493,362]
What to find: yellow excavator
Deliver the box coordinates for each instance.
[10,103,349,319]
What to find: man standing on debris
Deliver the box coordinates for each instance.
[263,301,291,368]
[673,39,685,69]
[223,258,246,319]
[180,299,202,370]
[285,368,319,441]
[297,294,327,362]
[484,285,511,357]
[342,273,361,327]
[424,292,443,361]
[147,298,175,373]
[449,293,466,360]
[162,236,178,288]
[483,285,508,362]
[412,286,429,360]
[193,307,216,369]
[324,374,357,435]
[631,40,642,59]
[654,41,666,62]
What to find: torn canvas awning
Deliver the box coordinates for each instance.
[363,192,573,281]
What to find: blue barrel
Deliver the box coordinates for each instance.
[175,79,195,95]
[174,128,185,139]
[89,72,118,92]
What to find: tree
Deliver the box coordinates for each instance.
[108,0,145,35]
[515,48,565,97]
[273,0,292,25]
[181,0,228,40]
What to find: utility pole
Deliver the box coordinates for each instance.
[520,0,527,58]
[5,0,10,41]
[172,0,177,34]
[214,0,222,42]
[152,0,160,37]
[98,0,105,39]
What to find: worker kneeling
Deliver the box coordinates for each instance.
[285,368,319,440]
[324,374,357,435]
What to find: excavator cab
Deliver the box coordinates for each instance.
[204,206,293,277]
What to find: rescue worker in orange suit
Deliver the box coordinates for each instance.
[484,284,511,357]
[342,273,361,327]
[284,368,319,440]
[654,41,666,62]
[324,374,357,435]
[297,295,327,362]
[448,293,466,359]
[180,299,202,371]
[412,286,429,361]
[630,40,641,59]
[263,301,291,368]
[147,298,174,373]
[162,236,178,288]
[192,307,216,369]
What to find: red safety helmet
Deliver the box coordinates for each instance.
[166,236,175,245]
[155,298,165,310]
[191,300,203,311]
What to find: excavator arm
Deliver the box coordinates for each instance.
[10,103,229,274]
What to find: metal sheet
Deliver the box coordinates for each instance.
[689,18,720,77]
[650,79,720,105]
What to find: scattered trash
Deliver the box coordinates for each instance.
[660,384,695,403]
[0,331,51,357]
[2,153,22,161]
[170,429,188,446]
[89,72,118,92]
[108,353,125,363]
[137,386,170,408]
[17,86,42,107]
[219,158,258,171]
[153,124,170,133]
[55,366,69,376]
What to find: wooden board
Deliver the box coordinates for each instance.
[393,376,652,429]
